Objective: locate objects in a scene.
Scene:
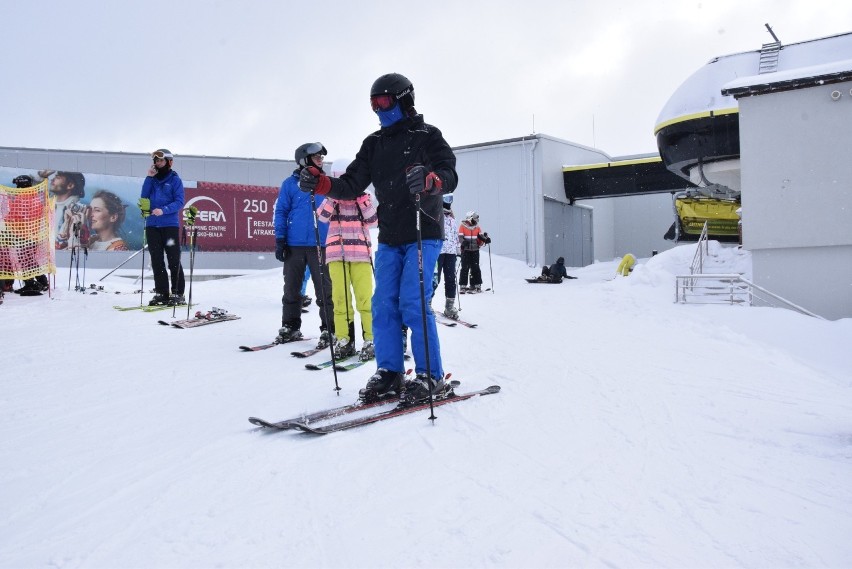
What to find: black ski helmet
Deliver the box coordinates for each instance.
[12,174,34,188]
[294,142,327,168]
[370,73,415,112]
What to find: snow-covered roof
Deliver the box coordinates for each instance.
[655,32,852,132]
[721,58,852,97]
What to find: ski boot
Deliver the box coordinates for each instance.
[443,297,459,320]
[148,293,169,306]
[276,325,303,344]
[400,374,448,407]
[168,294,186,306]
[333,337,356,359]
[359,369,404,403]
[315,329,333,350]
[359,340,375,362]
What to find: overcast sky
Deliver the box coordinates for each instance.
[2,0,850,163]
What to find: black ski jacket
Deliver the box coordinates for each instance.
[326,114,458,246]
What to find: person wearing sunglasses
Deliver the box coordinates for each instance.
[140,148,186,306]
[298,72,458,406]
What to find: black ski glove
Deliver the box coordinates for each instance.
[275,238,290,262]
[298,166,331,195]
[405,164,443,196]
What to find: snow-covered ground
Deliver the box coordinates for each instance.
[1,242,851,568]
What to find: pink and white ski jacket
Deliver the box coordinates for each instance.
[317,193,378,263]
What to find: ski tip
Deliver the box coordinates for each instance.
[291,422,328,435]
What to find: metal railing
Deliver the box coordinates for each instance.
[675,273,823,318]
[675,221,823,319]
[689,222,710,275]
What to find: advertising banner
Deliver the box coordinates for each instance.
[186,182,278,251]
[0,167,280,252]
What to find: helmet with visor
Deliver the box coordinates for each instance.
[295,142,328,168]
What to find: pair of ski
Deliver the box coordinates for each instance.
[459,287,490,295]
[436,314,478,328]
[305,352,368,372]
[158,309,240,329]
[114,303,180,313]
[525,277,576,284]
[239,337,406,370]
[238,335,321,355]
[238,338,367,370]
[249,380,500,434]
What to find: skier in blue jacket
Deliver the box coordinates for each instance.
[140,149,186,306]
[274,143,334,349]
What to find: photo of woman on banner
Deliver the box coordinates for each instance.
[86,190,128,251]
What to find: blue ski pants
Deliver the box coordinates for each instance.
[373,240,443,379]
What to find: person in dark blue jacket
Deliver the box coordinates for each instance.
[140,149,186,306]
[274,143,334,349]
[298,73,458,406]
[538,257,576,282]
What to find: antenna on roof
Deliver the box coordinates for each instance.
[764,23,781,44]
[592,114,596,148]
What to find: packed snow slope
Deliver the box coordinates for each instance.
[1,242,851,568]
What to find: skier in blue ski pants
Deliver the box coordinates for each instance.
[373,240,443,379]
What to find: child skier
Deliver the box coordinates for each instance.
[316,192,378,361]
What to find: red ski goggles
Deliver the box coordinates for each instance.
[370,94,396,112]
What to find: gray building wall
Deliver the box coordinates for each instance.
[612,193,677,261]
[576,193,676,263]
[454,135,609,269]
[738,81,852,320]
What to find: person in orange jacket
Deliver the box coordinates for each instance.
[458,211,490,293]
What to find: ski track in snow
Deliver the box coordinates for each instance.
[1,244,851,567]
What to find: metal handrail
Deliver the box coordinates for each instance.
[675,273,824,319]
[689,221,710,275]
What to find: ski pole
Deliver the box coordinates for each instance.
[186,226,197,320]
[309,191,340,394]
[487,242,494,293]
[139,230,147,306]
[336,204,355,342]
[81,246,88,292]
[67,246,75,291]
[414,192,437,421]
[181,206,199,320]
[455,255,462,312]
[74,246,81,291]
[100,245,147,281]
